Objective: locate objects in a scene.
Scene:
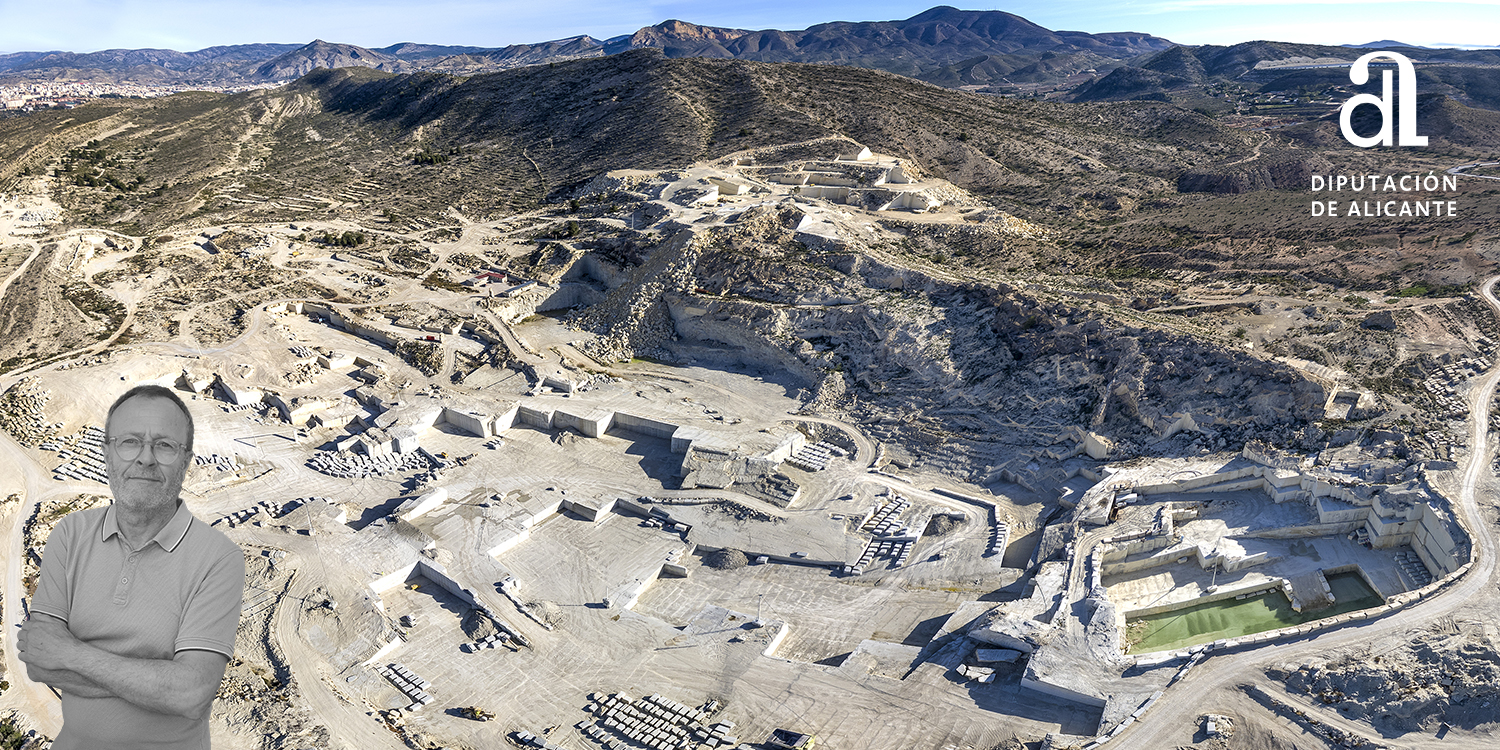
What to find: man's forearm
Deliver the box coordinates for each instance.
[26,665,115,699]
[20,614,227,719]
[60,642,221,719]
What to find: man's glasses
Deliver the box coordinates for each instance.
[107,436,187,464]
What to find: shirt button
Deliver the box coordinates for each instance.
[121,577,128,583]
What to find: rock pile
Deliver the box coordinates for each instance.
[43,426,108,484]
[582,691,730,750]
[57,354,110,370]
[281,362,321,385]
[703,548,749,570]
[573,228,705,362]
[213,496,307,528]
[1272,619,1500,734]
[194,453,239,471]
[307,449,430,478]
[852,536,913,572]
[741,472,801,508]
[0,378,57,447]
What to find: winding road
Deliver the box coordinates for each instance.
[1447,162,1500,182]
[1111,276,1500,749]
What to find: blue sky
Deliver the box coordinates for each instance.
[0,1,1495,53]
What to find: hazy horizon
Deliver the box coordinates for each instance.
[1,1,1496,55]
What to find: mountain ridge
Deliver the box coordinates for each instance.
[0,6,1174,87]
[3,6,1497,112]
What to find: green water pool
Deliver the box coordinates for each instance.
[1127,572,1385,654]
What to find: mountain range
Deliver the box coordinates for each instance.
[2,5,1499,110]
[1071,39,1500,110]
[0,7,1175,87]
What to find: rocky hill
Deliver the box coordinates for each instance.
[1069,65,1193,103]
[600,20,752,57]
[418,36,609,75]
[253,40,411,80]
[1256,62,1500,111]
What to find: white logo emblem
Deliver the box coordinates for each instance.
[1339,51,1427,148]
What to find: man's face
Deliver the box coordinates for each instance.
[105,396,193,515]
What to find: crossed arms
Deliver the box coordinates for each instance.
[17,614,229,720]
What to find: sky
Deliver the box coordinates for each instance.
[0,0,1496,54]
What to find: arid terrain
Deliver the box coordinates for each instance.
[0,22,1498,750]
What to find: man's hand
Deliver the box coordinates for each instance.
[17,615,82,672]
[17,615,114,699]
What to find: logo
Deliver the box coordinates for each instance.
[1339,51,1426,147]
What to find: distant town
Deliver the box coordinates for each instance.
[0,80,284,112]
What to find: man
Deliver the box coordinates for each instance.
[17,384,244,749]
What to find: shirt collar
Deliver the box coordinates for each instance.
[101,501,193,552]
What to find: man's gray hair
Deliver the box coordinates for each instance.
[105,384,195,452]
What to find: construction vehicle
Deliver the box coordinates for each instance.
[461,706,494,722]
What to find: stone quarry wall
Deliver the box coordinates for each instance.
[397,488,449,522]
[665,295,823,388]
[1020,674,1108,709]
[1320,563,1389,599]
[1097,535,1180,573]
[561,496,618,522]
[1316,496,1368,524]
[301,302,399,347]
[1130,448,1464,573]
[367,558,480,611]
[552,408,614,438]
[487,282,603,323]
[1242,521,1366,539]
[1123,578,1295,620]
[517,404,555,429]
[612,412,679,440]
[1099,536,1273,580]
[1408,503,1462,575]
[440,407,491,438]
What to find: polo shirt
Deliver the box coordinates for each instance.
[31,501,245,750]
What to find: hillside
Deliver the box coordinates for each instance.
[0,49,1492,295]
[0,50,1267,235]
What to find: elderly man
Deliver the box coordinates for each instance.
[17,384,244,749]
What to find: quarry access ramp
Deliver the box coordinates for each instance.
[1109,276,1500,749]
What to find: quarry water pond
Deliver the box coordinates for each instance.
[1128,572,1385,654]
